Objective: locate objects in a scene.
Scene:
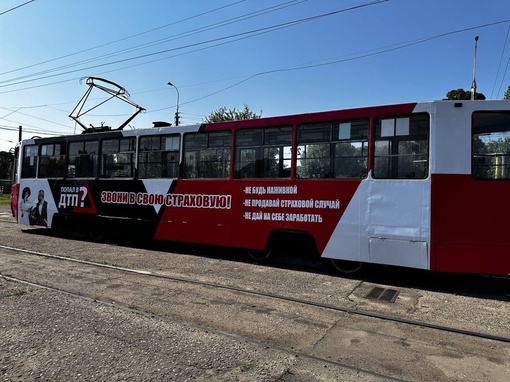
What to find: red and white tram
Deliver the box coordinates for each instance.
[10,100,510,275]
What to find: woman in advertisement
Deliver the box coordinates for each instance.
[19,187,32,226]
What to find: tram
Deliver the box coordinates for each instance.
[10,99,510,275]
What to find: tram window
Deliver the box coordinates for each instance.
[38,143,66,178]
[139,135,180,179]
[236,148,257,178]
[68,141,99,178]
[183,131,231,179]
[234,126,292,179]
[373,113,429,179]
[100,137,135,178]
[296,119,368,179]
[21,145,38,178]
[472,111,510,180]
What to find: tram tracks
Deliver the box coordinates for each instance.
[0,273,407,382]
[0,244,410,381]
[2,237,510,381]
[1,243,509,345]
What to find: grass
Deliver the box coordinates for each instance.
[7,290,27,298]
[0,194,10,206]
[90,259,121,267]
[238,361,255,372]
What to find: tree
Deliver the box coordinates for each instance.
[0,151,13,179]
[444,88,486,100]
[204,104,262,123]
[504,85,510,100]
[297,143,367,179]
[473,134,510,179]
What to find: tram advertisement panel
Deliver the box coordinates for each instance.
[17,179,97,227]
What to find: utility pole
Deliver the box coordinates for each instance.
[167,82,180,126]
[471,36,479,100]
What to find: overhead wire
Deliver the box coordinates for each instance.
[496,57,510,99]
[0,0,246,77]
[0,125,62,136]
[0,106,73,130]
[66,0,308,75]
[0,0,313,135]
[5,14,510,124]
[0,1,310,95]
[0,0,386,90]
[0,0,308,84]
[4,2,510,135]
[178,17,510,106]
[490,24,510,99]
[491,25,510,98]
[0,0,34,16]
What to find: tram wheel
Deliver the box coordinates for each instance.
[330,259,363,274]
[88,218,106,242]
[50,214,64,236]
[246,247,272,262]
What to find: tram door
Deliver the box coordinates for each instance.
[366,114,430,269]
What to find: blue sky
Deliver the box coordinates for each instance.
[1,0,510,152]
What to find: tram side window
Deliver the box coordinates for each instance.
[38,143,66,178]
[373,113,429,179]
[183,131,231,179]
[100,137,136,178]
[472,111,510,180]
[21,145,38,178]
[68,141,99,178]
[234,126,292,179]
[296,119,368,179]
[139,135,180,179]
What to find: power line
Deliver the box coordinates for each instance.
[0,1,386,90]
[0,0,306,83]
[0,124,63,135]
[0,2,298,94]
[0,0,246,77]
[496,56,510,99]
[7,15,510,123]
[5,4,510,134]
[0,107,73,130]
[492,25,510,99]
[180,18,510,106]
[0,0,34,16]
[68,0,308,78]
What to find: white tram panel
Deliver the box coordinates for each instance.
[323,101,436,270]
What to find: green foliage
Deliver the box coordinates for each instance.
[444,88,486,100]
[0,151,14,179]
[204,104,262,123]
[0,194,10,206]
[504,85,510,100]
[297,142,367,179]
[298,144,332,178]
[473,134,510,179]
[238,361,255,372]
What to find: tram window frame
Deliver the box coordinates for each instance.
[373,113,430,179]
[68,140,99,178]
[183,131,231,179]
[234,126,292,179]
[296,119,369,179]
[21,144,38,178]
[472,111,510,180]
[99,137,136,178]
[138,135,180,179]
[38,142,67,178]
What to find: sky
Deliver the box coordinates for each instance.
[1,0,510,152]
